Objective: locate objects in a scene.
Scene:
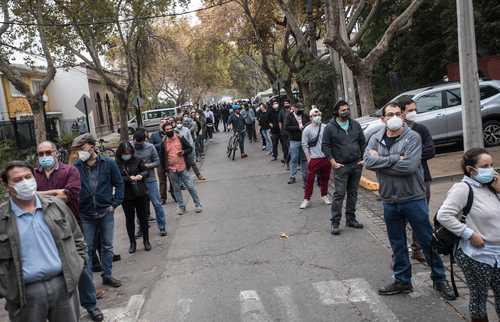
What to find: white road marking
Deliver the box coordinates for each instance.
[100,294,146,322]
[409,272,433,298]
[313,279,400,322]
[274,286,301,322]
[176,298,193,322]
[240,290,272,322]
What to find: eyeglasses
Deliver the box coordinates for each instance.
[37,151,54,157]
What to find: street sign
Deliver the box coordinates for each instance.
[75,94,91,134]
[132,96,144,108]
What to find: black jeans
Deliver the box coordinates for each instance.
[330,162,362,224]
[246,123,256,142]
[271,133,289,160]
[122,196,149,243]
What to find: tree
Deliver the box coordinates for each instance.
[324,0,424,115]
[0,0,69,144]
[55,0,175,141]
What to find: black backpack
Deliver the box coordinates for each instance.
[431,181,473,297]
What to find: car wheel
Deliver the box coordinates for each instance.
[483,120,500,146]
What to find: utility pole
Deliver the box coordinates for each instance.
[457,0,483,149]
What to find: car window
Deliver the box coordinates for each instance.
[415,91,443,113]
[445,88,461,107]
[147,111,163,119]
[480,86,500,100]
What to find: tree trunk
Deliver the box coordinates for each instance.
[117,93,129,141]
[30,99,46,145]
[283,77,294,103]
[298,80,313,111]
[356,74,375,116]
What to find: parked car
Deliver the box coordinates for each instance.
[123,107,177,134]
[357,80,500,146]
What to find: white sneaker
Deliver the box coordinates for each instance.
[195,206,203,213]
[300,200,310,209]
[321,195,332,205]
[177,207,186,215]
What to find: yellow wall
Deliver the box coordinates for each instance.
[2,77,51,119]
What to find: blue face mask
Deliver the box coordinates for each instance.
[39,155,55,169]
[473,167,496,184]
[121,154,132,161]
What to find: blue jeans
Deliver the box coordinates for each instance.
[78,265,97,311]
[289,140,306,179]
[168,170,202,209]
[82,211,115,279]
[383,198,446,285]
[145,181,167,231]
[260,128,272,153]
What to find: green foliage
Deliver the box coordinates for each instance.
[0,140,36,202]
[57,133,78,152]
[296,59,337,118]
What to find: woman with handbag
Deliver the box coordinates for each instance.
[116,142,152,253]
[437,148,500,322]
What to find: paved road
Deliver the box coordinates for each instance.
[139,132,463,322]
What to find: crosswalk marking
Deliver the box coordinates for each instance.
[240,290,272,322]
[176,298,193,322]
[274,286,301,322]
[313,279,400,322]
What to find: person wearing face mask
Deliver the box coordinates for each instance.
[268,100,283,161]
[34,141,105,322]
[284,102,309,184]
[322,100,366,234]
[0,161,86,322]
[437,148,500,322]
[133,129,167,237]
[227,105,248,159]
[175,117,206,180]
[279,100,291,167]
[72,133,124,289]
[364,102,456,300]
[300,108,331,209]
[400,98,436,262]
[116,142,151,253]
[149,118,170,204]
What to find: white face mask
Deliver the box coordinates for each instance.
[78,150,91,162]
[13,178,37,201]
[405,111,417,122]
[312,115,322,124]
[386,116,403,131]
[176,124,183,129]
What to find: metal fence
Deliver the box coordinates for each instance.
[0,119,36,149]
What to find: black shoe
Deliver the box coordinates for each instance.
[346,220,364,229]
[433,280,457,301]
[378,281,413,295]
[102,276,122,288]
[148,216,156,223]
[287,177,296,184]
[161,199,166,205]
[160,229,167,237]
[128,242,136,254]
[112,254,121,262]
[92,264,102,273]
[331,224,341,235]
[144,240,152,251]
[87,307,104,322]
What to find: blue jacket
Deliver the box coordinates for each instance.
[74,156,124,217]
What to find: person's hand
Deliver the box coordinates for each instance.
[400,155,407,160]
[369,149,379,157]
[470,232,485,248]
[357,160,364,166]
[491,174,500,192]
[135,175,143,181]
[306,157,311,163]
[177,150,184,156]
[330,160,344,169]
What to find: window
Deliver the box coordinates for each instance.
[9,82,25,97]
[32,80,43,94]
[480,86,500,100]
[445,88,461,107]
[415,92,443,113]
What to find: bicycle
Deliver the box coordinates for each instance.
[97,138,116,158]
[226,131,240,161]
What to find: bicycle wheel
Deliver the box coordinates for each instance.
[231,137,238,161]
[227,138,233,158]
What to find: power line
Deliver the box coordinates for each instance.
[0,0,234,27]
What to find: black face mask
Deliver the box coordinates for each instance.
[165,131,174,138]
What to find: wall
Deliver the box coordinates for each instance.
[1,76,52,119]
[48,66,97,136]
[87,70,120,137]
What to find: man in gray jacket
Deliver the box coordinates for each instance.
[322,100,365,235]
[0,161,86,322]
[364,102,455,300]
[133,129,167,236]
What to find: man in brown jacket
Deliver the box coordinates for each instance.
[0,161,86,322]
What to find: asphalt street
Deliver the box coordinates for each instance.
[139,132,463,322]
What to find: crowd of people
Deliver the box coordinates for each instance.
[0,96,499,322]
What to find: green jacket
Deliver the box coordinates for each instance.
[0,195,87,308]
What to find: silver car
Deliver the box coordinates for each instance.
[358,80,500,146]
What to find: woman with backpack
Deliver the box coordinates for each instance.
[116,142,152,254]
[437,148,500,322]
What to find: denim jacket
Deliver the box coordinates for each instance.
[74,156,124,218]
